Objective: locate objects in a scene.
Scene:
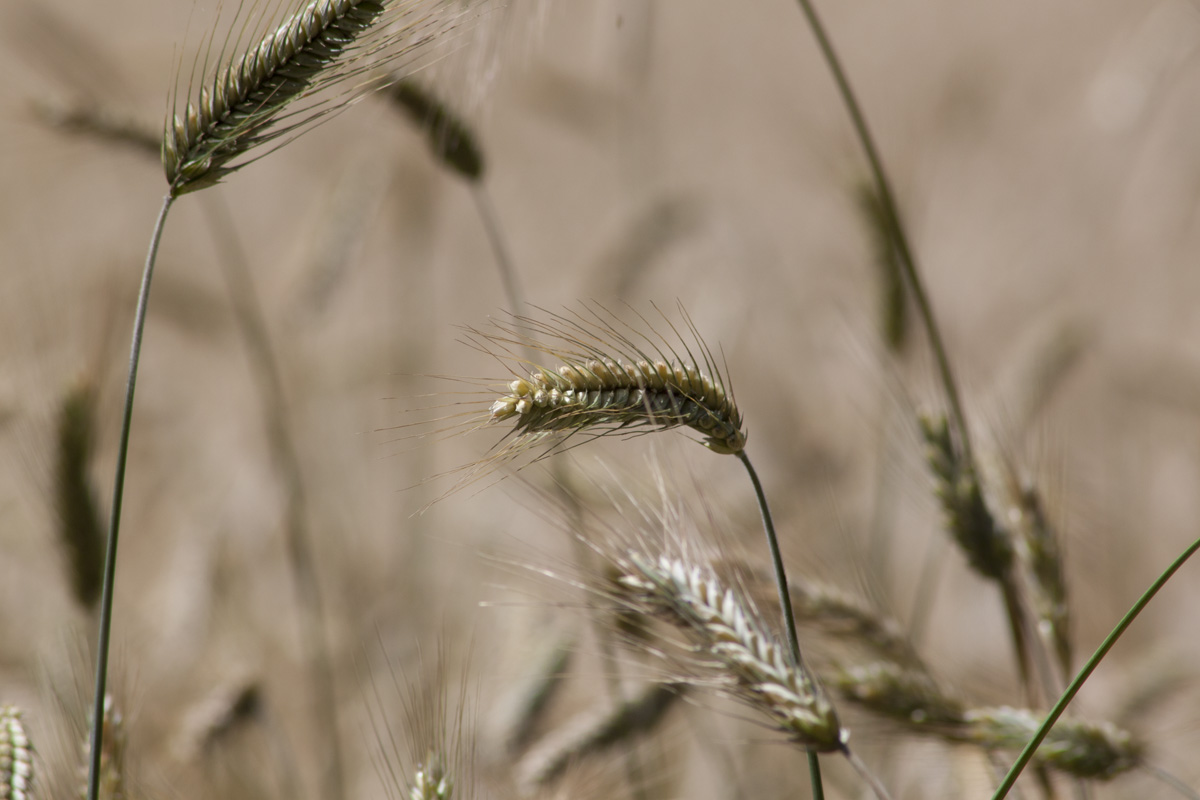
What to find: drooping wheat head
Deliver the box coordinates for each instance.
[963,707,1141,781]
[829,663,1144,783]
[609,550,844,753]
[516,681,684,791]
[476,305,746,456]
[163,0,469,195]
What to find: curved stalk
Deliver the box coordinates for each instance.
[736,450,824,800]
[87,192,175,800]
[791,0,972,466]
[991,536,1200,799]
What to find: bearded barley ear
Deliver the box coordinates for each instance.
[388,78,484,181]
[480,305,747,457]
[517,682,683,791]
[0,706,33,800]
[163,0,467,195]
[54,380,105,611]
[963,707,1141,781]
[612,552,844,753]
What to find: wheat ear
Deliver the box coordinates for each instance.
[54,380,105,611]
[0,706,33,800]
[612,552,844,752]
[164,0,460,195]
[479,307,745,456]
[517,682,683,791]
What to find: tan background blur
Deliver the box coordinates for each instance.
[1,1,1199,797]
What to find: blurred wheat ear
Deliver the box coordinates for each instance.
[54,380,104,611]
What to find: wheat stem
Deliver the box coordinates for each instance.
[87,191,175,800]
[737,451,826,798]
[790,0,972,467]
[992,535,1200,799]
[470,185,526,321]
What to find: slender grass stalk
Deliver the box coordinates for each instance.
[735,450,824,800]
[88,191,174,800]
[790,0,971,467]
[992,535,1200,799]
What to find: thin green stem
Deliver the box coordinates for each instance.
[791,0,972,467]
[736,450,823,800]
[87,192,175,800]
[991,535,1200,800]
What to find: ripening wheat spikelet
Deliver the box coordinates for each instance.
[470,304,744,449]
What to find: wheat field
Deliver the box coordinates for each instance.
[1,1,1199,798]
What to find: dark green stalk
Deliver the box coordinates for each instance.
[87,192,175,800]
[991,535,1200,799]
[736,450,824,800]
[791,0,972,467]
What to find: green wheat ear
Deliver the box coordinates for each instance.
[163,0,465,195]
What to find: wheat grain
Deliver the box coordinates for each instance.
[163,0,464,194]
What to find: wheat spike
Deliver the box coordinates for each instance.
[478,306,746,456]
[54,380,105,611]
[517,682,683,791]
[0,706,33,800]
[163,0,463,194]
[612,552,844,752]
[831,662,967,730]
[963,706,1141,780]
[920,414,1012,580]
[388,78,484,181]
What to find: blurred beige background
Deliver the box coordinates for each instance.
[1,1,1199,797]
